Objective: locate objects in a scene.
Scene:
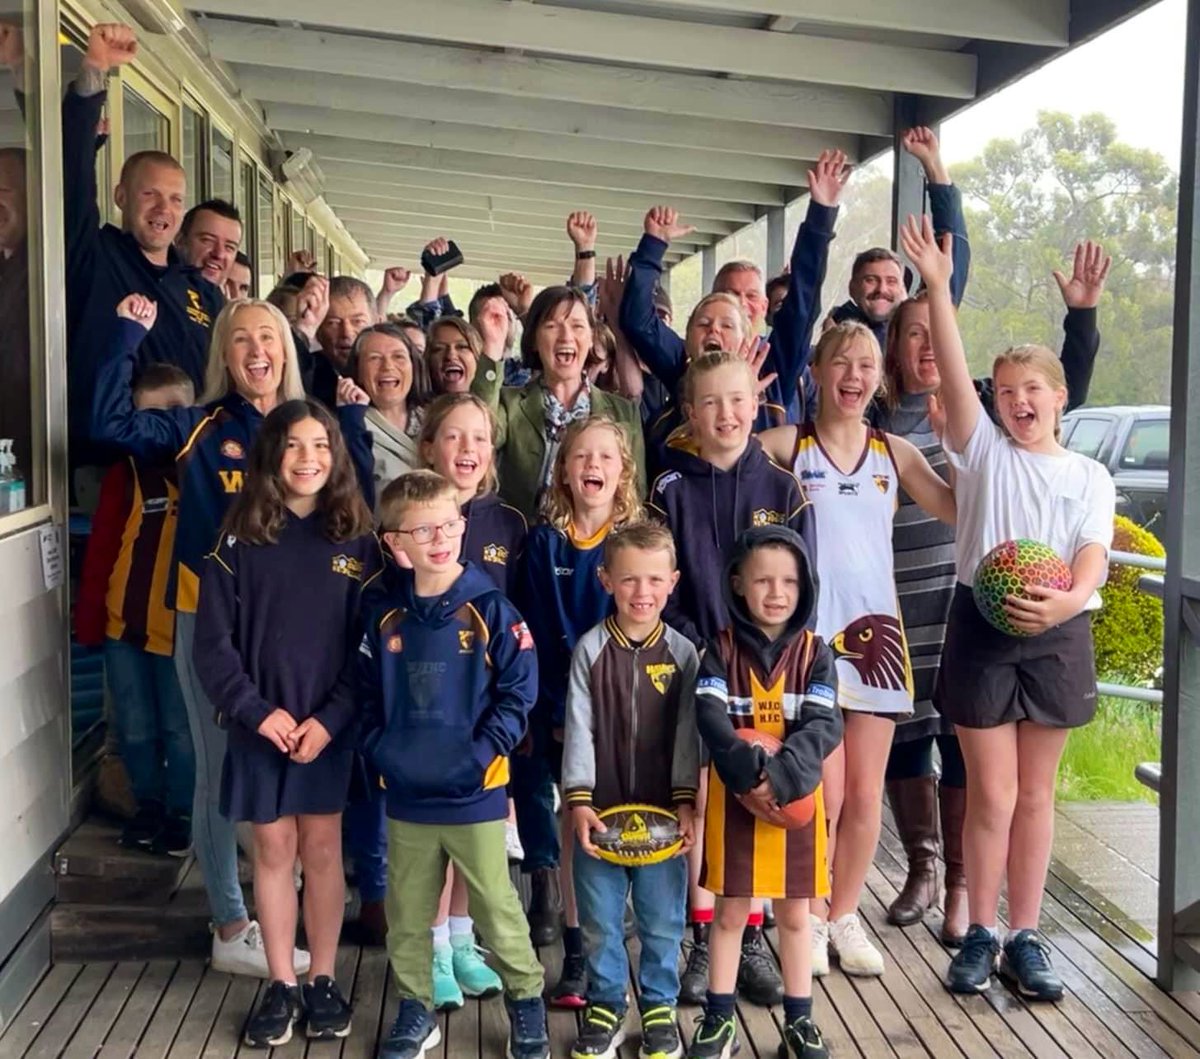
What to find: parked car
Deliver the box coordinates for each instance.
[1061,406,1170,532]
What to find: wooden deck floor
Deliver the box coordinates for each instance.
[3,810,1199,1059]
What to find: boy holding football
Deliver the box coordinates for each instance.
[563,522,701,1059]
[692,526,843,1059]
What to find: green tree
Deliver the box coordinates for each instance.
[952,111,1177,405]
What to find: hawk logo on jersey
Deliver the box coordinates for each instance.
[220,440,244,460]
[458,630,476,653]
[751,508,785,527]
[510,622,534,650]
[838,481,859,496]
[873,474,890,494]
[481,543,509,565]
[831,614,909,692]
[645,663,676,695]
[186,289,212,328]
[386,634,403,653]
[332,554,364,579]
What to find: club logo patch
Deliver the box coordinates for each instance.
[873,474,890,493]
[751,508,785,527]
[482,543,509,566]
[186,288,212,328]
[458,629,476,653]
[220,440,244,459]
[331,554,364,579]
[510,621,534,650]
[645,663,676,695]
[386,634,403,653]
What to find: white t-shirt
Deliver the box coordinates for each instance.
[944,413,1116,609]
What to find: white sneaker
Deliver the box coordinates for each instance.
[810,915,830,977]
[505,821,525,863]
[210,920,312,979]
[829,913,885,977]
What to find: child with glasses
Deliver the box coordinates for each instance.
[361,470,549,1059]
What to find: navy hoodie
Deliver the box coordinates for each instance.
[358,561,538,825]
[648,436,814,646]
[462,492,528,598]
[696,526,843,804]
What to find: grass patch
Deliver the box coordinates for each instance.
[1057,695,1160,803]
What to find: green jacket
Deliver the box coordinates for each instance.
[472,362,646,521]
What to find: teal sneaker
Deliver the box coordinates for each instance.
[451,935,502,998]
[432,943,464,1011]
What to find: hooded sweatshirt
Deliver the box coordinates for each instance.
[357,561,538,825]
[462,492,528,598]
[648,436,814,646]
[695,526,843,806]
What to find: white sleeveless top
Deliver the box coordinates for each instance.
[791,424,913,714]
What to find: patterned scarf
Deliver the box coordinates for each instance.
[540,381,592,488]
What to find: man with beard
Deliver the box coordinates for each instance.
[176,200,242,295]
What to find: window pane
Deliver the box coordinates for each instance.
[291,209,305,259]
[181,105,205,205]
[211,126,233,204]
[238,160,256,292]
[122,84,168,158]
[257,179,274,297]
[1064,418,1110,460]
[1119,419,1171,470]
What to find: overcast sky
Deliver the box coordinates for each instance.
[940,0,1186,169]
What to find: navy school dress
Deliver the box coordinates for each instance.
[193,512,383,823]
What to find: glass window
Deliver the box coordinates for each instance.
[257,177,274,297]
[290,208,306,259]
[210,125,233,204]
[181,103,205,206]
[1119,419,1171,470]
[1064,417,1111,460]
[314,231,326,272]
[0,10,46,514]
[122,84,168,158]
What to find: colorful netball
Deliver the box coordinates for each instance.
[973,539,1073,637]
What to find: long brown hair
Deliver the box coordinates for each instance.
[882,292,928,411]
[222,399,373,545]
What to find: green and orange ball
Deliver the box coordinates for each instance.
[973,539,1072,637]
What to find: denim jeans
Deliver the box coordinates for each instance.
[105,638,195,814]
[174,610,246,928]
[511,718,561,872]
[345,785,388,903]
[573,837,687,1008]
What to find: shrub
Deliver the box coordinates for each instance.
[1091,515,1165,684]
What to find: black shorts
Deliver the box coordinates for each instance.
[934,585,1098,730]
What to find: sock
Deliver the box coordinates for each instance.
[704,991,736,1018]
[979,925,999,940]
[746,911,764,928]
[1004,927,1031,945]
[564,925,584,957]
[691,907,714,925]
[783,995,812,1024]
[692,921,710,945]
[449,915,474,941]
[431,921,450,949]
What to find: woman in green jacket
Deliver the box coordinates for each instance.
[472,286,645,521]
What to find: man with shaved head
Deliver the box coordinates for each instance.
[63,21,223,454]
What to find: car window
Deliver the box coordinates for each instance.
[1119,419,1170,470]
[1064,417,1110,460]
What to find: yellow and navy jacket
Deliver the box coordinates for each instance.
[648,435,815,647]
[358,561,538,825]
[562,615,701,812]
[519,520,616,728]
[696,526,843,805]
[462,492,528,598]
[193,515,382,739]
[92,317,375,613]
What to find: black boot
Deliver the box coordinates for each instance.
[527,867,564,947]
[678,922,709,1005]
[737,924,783,1007]
[886,775,940,926]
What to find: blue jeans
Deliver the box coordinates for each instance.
[105,638,195,814]
[511,719,561,872]
[174,610,246,928]
[573,837,687,1008]
[345,786,388,903]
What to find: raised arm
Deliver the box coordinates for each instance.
[903,127,971,306]
[567,211,598,295]
[1054,240,1110,412]
[899,214,979,453]
[375,266,411,320]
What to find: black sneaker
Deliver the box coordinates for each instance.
[946,925,1000,994]
[378,999,440,1059]
[1000,930,1064,1001]
[549,951,587,1009]
[640,1005,682,1059]
[570,1004,626,1059]
[243,980,302,1048]
[120,801,164,850]
[679,926,709,1006]
[736,928,782,1007]
[783,1015,827,1059]
[506,995,550,1059]
[303,975,353,1040]
[686,1009,739,1059]
[149,812,191,857]
[527,867,564,947]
